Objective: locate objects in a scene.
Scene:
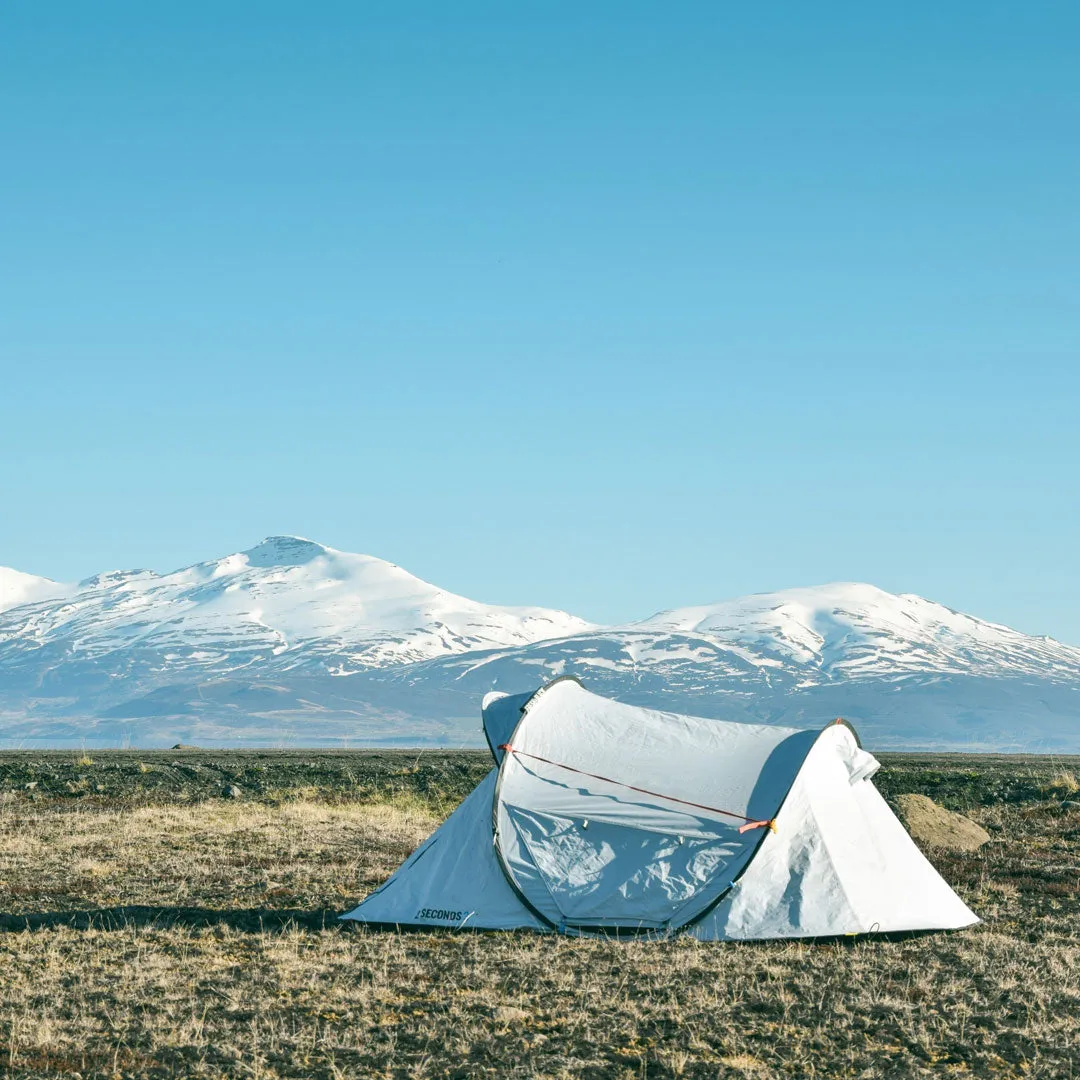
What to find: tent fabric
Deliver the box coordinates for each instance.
[492,678,818,933]
[341,677,979,938]
[690,723,978,939]
[481,690,534,765]
[342,767,546,931]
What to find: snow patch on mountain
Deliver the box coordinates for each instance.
[0,567,71,613]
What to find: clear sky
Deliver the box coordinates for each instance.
[2,2,1078,641]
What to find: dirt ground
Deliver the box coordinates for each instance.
[1,750,1078,1079]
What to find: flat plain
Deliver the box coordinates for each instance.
[1,749,1078,1079]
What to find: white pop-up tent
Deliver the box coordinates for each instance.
[342,678,978,938]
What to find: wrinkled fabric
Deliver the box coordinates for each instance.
[494,680,814,931]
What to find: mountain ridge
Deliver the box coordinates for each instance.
[0,538,1077,750]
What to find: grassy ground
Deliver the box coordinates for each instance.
[1,750,1078,1079]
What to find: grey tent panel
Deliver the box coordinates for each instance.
[481,689,537,764]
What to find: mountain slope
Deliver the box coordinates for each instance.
[0,545,1077,750]
[0,535,593,675]
[634,583,1077,681]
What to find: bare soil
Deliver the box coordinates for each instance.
[1,750,1078,1079]
[893,794,992,852]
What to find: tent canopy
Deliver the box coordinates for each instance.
[343,678,978,938]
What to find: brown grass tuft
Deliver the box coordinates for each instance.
[1045,769,1079,797]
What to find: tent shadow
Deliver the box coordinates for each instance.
[0,905,342,934]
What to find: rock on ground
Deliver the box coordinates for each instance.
[894,793,990,852]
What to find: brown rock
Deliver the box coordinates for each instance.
[894,793,990,852]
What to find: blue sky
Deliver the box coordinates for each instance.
[2,2,1078,640]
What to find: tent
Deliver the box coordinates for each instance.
[342,677,978,938]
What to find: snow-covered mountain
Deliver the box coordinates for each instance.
[0,540,1077,750]
[633,582,1080,684]
[406,583,1080,751]
[0,535,592,670]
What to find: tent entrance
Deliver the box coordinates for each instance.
[497,802,743,931]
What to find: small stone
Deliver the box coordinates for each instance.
[223,784,243,799]
[24,781,38,791]
[894,794,991,852]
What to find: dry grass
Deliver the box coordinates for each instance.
[0,799,437,919]
[1046,770,1079,797]
[0,754,1078,1078]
